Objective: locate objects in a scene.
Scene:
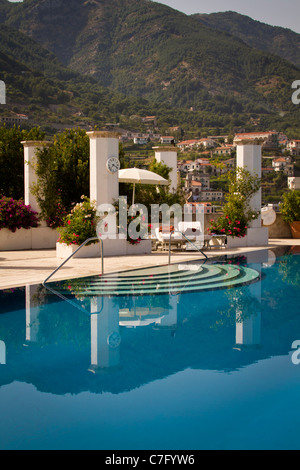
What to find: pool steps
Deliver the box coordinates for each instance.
[53,263,260,296]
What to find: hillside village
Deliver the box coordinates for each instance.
[118,126,300,207]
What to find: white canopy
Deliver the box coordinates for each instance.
[119,168,169,205]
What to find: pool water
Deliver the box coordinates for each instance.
[0,247,300,450]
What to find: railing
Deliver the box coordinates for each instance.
[168,230,208,265]
[43,237,104,286]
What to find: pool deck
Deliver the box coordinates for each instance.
[0,238,299,290]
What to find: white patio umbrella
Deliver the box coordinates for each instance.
[118,168,169,205]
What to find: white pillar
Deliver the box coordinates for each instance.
[236,143,268,246]
[22,140,51,214]
[154,146,178,193]
[87,131,120,207]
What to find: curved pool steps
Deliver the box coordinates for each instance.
[53,263,260,296]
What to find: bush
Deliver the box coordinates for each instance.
[280,190,300,224]
[208,167,261,238]
[57,197,98,246]
[0,125,45,199]
[33,128,90,226]
[0,196,39,232]
[209,215,248,238]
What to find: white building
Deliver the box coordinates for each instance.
[234,131,279,149]
[160,136,175,145]
[287,140,300,156]
[272,157,294,176]
[288,177,300,190]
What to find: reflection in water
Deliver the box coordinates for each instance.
[90,296,121,371]
[0,340,5,365]
[2,251,300,395]
[26,285,40,343]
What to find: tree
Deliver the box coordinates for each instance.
[33,128,89,227]
[0,125,45,199]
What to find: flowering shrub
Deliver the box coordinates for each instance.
[0,196,39,232]
[209,215,248,238]
[208,167,261,239]
[57,196,98,246]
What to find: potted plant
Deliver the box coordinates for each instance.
[208,168,261,246]
[280,190,300,239]
[56,196,100,258]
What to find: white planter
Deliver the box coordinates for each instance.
[57,239,153,259]
[102,238,152,257]
[226,227,269,248]
[226,235,248,249]
[0,227,58,251]
[56,242,101,259]
[0,228,32,250]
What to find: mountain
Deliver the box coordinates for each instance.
[0,22,160,132]
[2,0,299,113]
[0,0,300,137]
[192,11,300,69]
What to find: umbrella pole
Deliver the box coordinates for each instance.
[132,183,136,206]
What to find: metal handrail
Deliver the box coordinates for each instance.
[168,230,208,265]
[43,237,104,286]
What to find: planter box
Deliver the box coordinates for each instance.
[56,242,101,259]
[0,227,58,251]
[56,239,152,259]
[103,238,152,257]
[226,235,248,249]
[290,221,300,239]
[226,227,269,248]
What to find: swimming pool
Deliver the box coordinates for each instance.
[0,247,299,450]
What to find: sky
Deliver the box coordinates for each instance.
[158,0,300,33]
[7,0,300,34]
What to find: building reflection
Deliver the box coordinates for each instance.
[90,296,121,371]
[26,285,40,343]
[234,251,272,349]
[0,340,6,365]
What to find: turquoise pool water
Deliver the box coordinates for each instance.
[0,247,300,450]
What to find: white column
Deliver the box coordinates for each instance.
[87,131,120,207]
[236,144,262,228]
[22,140,51,214]
[236,143,268,246]
[154,146,178,192]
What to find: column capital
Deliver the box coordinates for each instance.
[235,140,263,146]
[21,140,52,148]
[153,146,177,152]
[86,131,120,139]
